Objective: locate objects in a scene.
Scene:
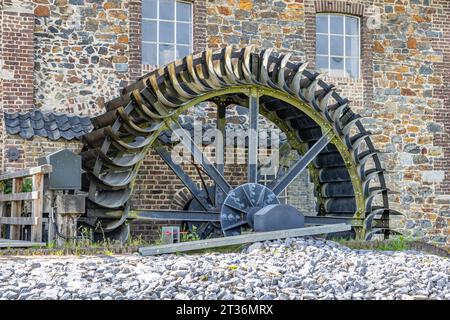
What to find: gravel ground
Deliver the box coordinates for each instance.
[0,237,449,300]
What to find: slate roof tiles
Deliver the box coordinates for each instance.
[4,110,93,141]
[4,110,287,147]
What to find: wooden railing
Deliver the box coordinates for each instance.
[0,165,52,243]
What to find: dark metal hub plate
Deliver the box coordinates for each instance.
[221,183,279,236]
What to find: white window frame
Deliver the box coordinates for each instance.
[142,0,194,66]
[316,13,361,79]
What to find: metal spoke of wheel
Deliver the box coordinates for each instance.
[136,210,220,222]
[224,202,248,214]
[215,103,226,207]
[270,132,332,196]
[193,161,215,205]
[222,220,247,232]
[167,119,233,194]
[155,145,214,211]
[248,91,259,184]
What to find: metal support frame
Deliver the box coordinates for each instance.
[154,144,214,211]
[270,132,332,196]
[134,210,389,228]
[258,108,326,213]
[136,210,220,222]
[215,102,227,208]
[167,118,232,195]
[247,89,259,184]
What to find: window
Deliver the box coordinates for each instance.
[142,0,193,66]
[316,13,360,79]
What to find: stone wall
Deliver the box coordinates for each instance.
[33,0,130,115]
[0,0,448,245]
[369,0,448,243]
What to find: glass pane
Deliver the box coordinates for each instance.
[160,44,175,65]
[346,58,359,78]
[176,22,191,45]
[142,43,157,65]
[316,15,328,34]
[160,0,174,20]
[176,1,192,22]
[330,35,344,56]
[330,56,344,71]
[316,55,328,70]
[330,15,344,34]
[346,16,359,35]
[142,20,157,42]
[316,34,328,55]
[142,0,157,19]
[176,45,191,59]
[345,36,359,57]
[160,21,174,43]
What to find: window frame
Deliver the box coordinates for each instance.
[315,13,361,79]
[142,0,194,66]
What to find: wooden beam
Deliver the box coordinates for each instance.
[10,178,23,240]
[0,239,45,248]
[0,191,39,202]
[31,173,44,243]
[0,164,52,181]
[0,217,38,225]
[139,223,350,256]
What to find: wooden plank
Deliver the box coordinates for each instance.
[0,217,38,225]
[0,191,39,202]
[0,164,52,181]
[139,223,351,256]
[0,239,45,248]
[10,178,23,240]
[31,173,44,242]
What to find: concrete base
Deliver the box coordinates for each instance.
[56,213,80,247]
[253,204,305,232]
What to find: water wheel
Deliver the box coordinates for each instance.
[79,46,400,241]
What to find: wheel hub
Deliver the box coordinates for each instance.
[220,183,279,236]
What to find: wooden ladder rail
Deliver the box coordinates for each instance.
[0,165,52,242]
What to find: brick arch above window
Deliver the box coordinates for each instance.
[315,0,365,16]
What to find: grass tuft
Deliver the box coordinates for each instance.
[334,235,410,251]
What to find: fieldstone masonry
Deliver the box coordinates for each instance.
[33,0,130,114]
[0,0,448,245]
